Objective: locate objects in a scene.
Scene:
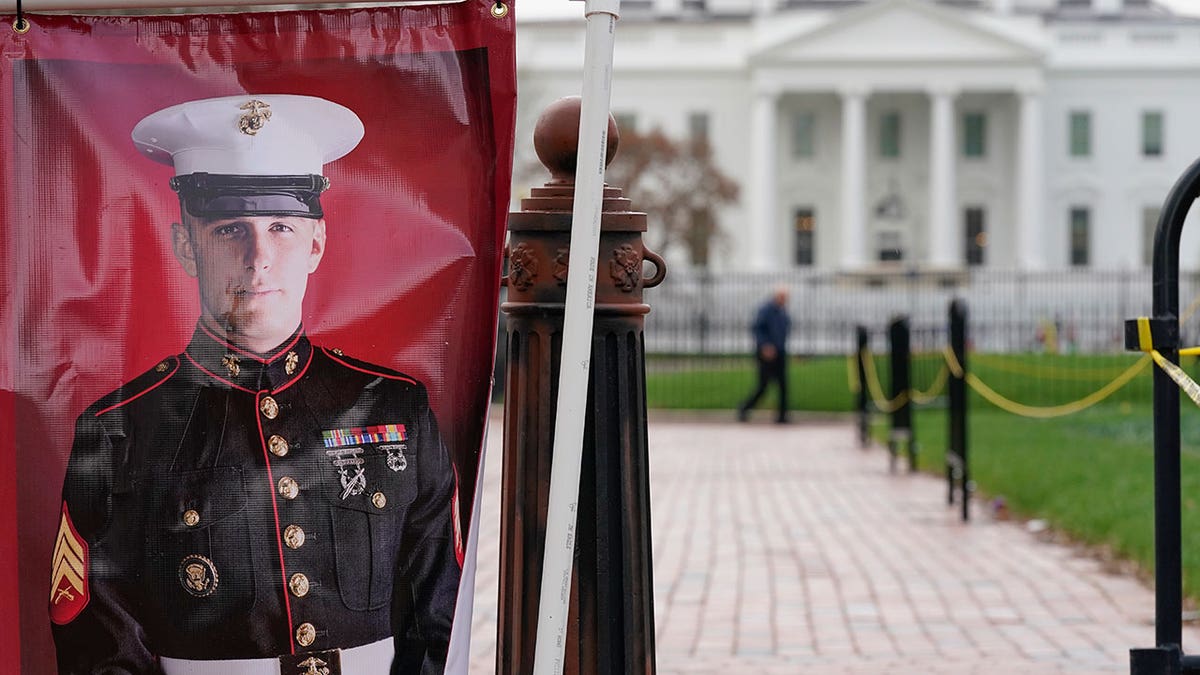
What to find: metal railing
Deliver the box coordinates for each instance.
[639,267,1200,412]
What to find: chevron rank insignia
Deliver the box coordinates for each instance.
[49,502,89,625]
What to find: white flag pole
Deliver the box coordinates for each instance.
[530,0,621,672]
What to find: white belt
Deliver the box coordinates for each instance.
[160,637,394,675]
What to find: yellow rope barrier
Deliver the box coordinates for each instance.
[910,365,948,404]
[970,353,1141,381]
[943,345,964,378]
[859,349,909,414]
[847,353,860,394]
[941,343,1150,418]
[859,328,1168,420]
[855,294,1200,420]
[1147,350,1200,408]
[962,356,1150,419]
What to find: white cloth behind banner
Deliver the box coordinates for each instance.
[446,411,491,675]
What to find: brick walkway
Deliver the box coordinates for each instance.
[467,417,1197,673]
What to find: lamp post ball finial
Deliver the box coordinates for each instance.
[533,96,620,184]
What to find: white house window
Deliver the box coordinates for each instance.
[1143,205,1161,267]
[794,207,815,266]
[791,112,815,159]
[1070,206,1090,266]
[965,207,986,266]
[688,111,709,148]
[1142,111,1164,158]
[880,111,901,159]
[877,230,903,262]
[963,112,986,158]
[1069,111,1091,158]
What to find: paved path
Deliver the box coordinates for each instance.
[467,417,1197,673]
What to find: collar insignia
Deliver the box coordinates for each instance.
[221,354,241,377]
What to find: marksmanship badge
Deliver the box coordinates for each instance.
[381,444,408,472]
[325,447,367,499]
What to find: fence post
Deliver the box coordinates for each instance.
[887,315,915,473]
[948,299,969,522]
[698,267,712,355]
[1125,157,1200,674]
[856,325,869,448]
[498,98,663,675]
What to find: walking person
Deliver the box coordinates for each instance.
[738,285,791,424]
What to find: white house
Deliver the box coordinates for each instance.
[515,0,1200,272]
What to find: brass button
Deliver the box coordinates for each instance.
[260,396,279,419]
[268,435,289,457]
[155,361,169,373]
[182,509,200,527]
[289,572,310,598]
[371,492,387,509]
[283,525,305,549]
[332,348,344,356]
[278,476,299,500]
[295,622,316,647]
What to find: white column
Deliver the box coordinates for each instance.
[749,86,779,270]
[1016,88,1045,270]
[928,87,958,268]
[839,87,868,270]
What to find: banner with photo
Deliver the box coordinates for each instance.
[0,3,514,672]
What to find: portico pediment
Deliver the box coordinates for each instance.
[754,0,1043,66]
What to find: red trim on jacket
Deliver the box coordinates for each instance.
[183,353,257,394]
[271,350,314,395]
[198,322,302,364]
[254,390,296,654]
[94,358,181,417]
[322,349,418,385]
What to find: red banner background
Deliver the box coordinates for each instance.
[0,4,515,671]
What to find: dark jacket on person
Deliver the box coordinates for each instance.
[752,301,791,357]
[50,324,460,674]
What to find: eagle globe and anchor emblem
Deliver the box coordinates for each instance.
[296,656,330,675]
[238,99,272,136]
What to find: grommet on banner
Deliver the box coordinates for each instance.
[491,1,508,18]
[12,0,29,34]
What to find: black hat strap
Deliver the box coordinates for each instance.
[170,173,330,219]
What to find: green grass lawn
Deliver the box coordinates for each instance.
[647,351,1200,603]
[645,351,1183,411]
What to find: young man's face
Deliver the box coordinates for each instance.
[172,213,327,352]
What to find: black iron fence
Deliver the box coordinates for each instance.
[640,267,1200,412]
